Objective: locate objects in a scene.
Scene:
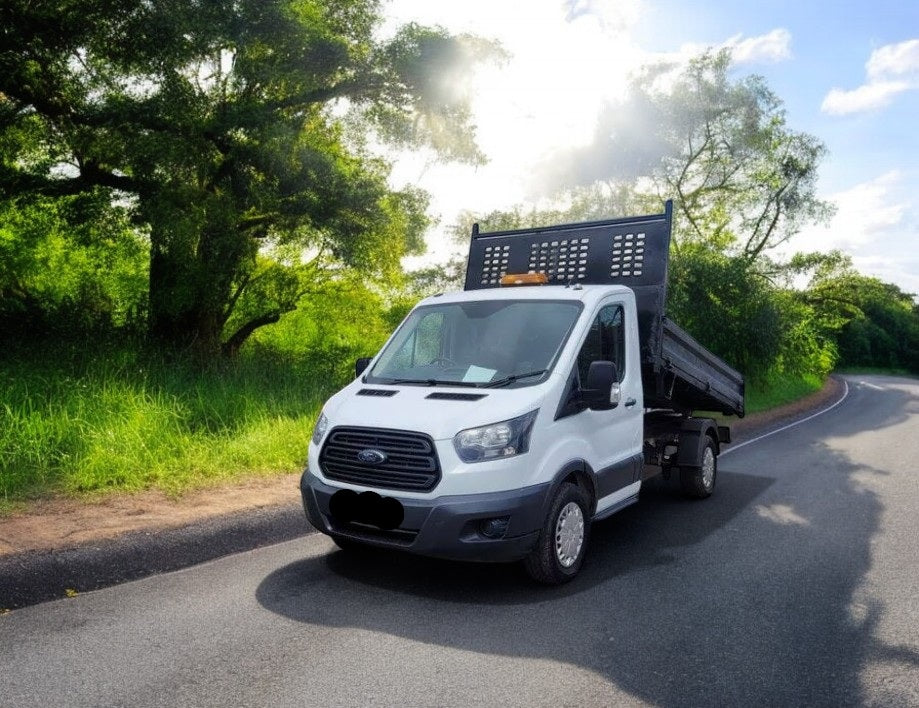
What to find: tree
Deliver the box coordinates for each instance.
[647,51,834,258]
[529,50,833,258]
[788,253,919,372]
[0,192,147,338]
[0,0,495,356]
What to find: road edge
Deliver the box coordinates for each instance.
[0,501,311,611]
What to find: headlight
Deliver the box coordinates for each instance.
[453,410,538,463]
[311,411,329,445]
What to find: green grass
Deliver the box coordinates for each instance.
[742,372,824,415]
[0,340,345,506]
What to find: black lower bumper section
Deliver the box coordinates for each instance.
[301,472,549,562]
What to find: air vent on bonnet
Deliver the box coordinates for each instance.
[357,389,398,397]
[425,392,488,401]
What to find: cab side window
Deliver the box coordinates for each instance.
[576,305,625,384]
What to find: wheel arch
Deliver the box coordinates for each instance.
[676,417,720,468]
[545,459,598,516]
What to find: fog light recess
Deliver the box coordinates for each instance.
[479,516,510,539]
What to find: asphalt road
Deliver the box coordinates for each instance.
[2,375,918,707]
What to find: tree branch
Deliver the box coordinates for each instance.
[0,162,142,198]
[221,310,285,356]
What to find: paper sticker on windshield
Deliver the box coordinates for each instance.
[463,365,497,383]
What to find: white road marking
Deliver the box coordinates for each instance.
[859,380,884,390]
[721,379,851,457]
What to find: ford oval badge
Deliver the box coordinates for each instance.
[357,448,387,465]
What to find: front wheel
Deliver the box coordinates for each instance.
[524,483,591,584]
[680,437,717,499]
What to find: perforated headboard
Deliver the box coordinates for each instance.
[463,201,674,363]
[463,201,672,291]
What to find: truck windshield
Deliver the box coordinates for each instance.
[367,299,582,387]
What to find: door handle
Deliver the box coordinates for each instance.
[624,398,637,408]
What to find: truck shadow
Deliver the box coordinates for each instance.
[256,382,919,705]
[322,470,773,603]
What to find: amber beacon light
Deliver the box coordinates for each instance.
[499,272,548,287]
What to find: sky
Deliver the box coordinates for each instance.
[378,0,919,297]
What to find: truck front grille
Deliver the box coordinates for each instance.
[319,427,441,492]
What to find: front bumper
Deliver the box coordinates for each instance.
[300,471,549,563]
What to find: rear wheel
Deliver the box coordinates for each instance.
[524,483,591,584]
[680,437,717,498]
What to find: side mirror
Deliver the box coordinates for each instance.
[582,360,619,410]
[355,357,372,378]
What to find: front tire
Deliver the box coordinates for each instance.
[524,483,591,584]
[680,437,717,499]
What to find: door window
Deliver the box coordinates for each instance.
[576,304,625,384]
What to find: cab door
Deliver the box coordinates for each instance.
[573,299,643,510]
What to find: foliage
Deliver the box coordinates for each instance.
[645,51,834,257]
[450,183,658,244]
[668,245,781,381]
[784,251,919,372]
[403,255,467,296]
[743,371,824,416]
[248,272,401,379]
[824,284,918,372]
[0,193,147,337]
[0,0,496,355]
[0,288,401,502]
[533,50,834,256]
[0,339,320,500]
[668,245,836,383]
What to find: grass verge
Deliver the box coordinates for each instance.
[0,340,344,507]
[742,372,825,416]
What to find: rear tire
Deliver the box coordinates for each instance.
[524,483,591,584]
[680,437,717,499]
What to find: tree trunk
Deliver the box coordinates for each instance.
[147,226,244,359]
[148,254,224,358]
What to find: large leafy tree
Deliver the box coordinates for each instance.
[515,50,833,258]
[650,51,833,258]
[0,0,491,355]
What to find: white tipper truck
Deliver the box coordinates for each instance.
[301,201,745,583]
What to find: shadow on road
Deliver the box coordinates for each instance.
[256,380,919,705]
[260,469,772,606]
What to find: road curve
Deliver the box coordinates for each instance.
[2,375,918,707]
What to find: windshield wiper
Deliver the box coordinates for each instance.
[379,378,481,388]
[483,369,548,388]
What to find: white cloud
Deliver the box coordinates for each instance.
[782,172,919,296]
[822,38,919,115]
[793,171,906,252]
[563,0,644,31]
[667,28,792,67]
[866,38,919,80]
[851,255,919,297]
[728,28,792,64]
[821,80,911,115]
